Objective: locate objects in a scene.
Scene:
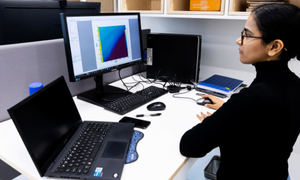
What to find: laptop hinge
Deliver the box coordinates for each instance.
[48,162,55,170]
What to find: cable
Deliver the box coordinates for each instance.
[172,90,201,103]
[135,63,155,84]
[190,79,198,89]
[172,90,203,103]
[118,69,143,91]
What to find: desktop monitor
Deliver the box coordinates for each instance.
[60,12,144,106]
[0,0,101,45]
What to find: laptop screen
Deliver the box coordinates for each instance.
[7,76,82,175]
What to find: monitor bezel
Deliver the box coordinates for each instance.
[60,12,144,83]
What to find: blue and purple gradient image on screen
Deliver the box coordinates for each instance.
[98,25,128,62]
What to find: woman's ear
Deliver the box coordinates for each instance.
[268,39,284,57]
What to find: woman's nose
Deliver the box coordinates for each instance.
[236,37,242,45]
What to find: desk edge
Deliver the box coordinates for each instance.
[169,157,190,180]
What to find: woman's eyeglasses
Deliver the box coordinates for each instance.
[241,29,263,45]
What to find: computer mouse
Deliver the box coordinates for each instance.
[197,98,213,106]
[147,102,166,111]
[204,97,213,104]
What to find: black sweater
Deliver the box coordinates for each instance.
[180,60,300,180]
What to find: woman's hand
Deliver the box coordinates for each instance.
[202,94,225,110]
[196,94,225,121]
[196,112,212,121]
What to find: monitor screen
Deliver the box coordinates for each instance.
[61,13,143,82]
[0,0,101,45]
[60,12,143,106]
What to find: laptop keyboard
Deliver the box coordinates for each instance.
[56,122,111,174]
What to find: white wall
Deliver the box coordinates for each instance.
[140,17,256,85]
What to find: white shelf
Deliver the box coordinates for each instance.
[140,13,248,20]
[116,0,300,21]
[118,0,249,20]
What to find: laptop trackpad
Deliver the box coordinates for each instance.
[102,141,127,159]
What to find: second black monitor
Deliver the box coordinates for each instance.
[146,33,202,84]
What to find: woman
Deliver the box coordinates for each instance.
[180,3,300,180]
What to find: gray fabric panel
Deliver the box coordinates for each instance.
[0,39,142,122]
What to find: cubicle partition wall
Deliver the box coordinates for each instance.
[0,39,141,122]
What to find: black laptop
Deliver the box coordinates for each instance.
[7,76,134,180]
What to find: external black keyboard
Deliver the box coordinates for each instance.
[104,86,168,115]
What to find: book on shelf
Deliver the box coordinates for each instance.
[196,74,244,97]
[246,1,285,12]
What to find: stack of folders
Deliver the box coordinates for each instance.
[196,74,244,98]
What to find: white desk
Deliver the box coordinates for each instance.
[0,76,219,180]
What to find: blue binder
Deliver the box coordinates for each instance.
[197,74,243,97]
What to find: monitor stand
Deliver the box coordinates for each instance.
[77,75,132,107]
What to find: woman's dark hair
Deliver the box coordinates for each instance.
[252,3,300,60]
